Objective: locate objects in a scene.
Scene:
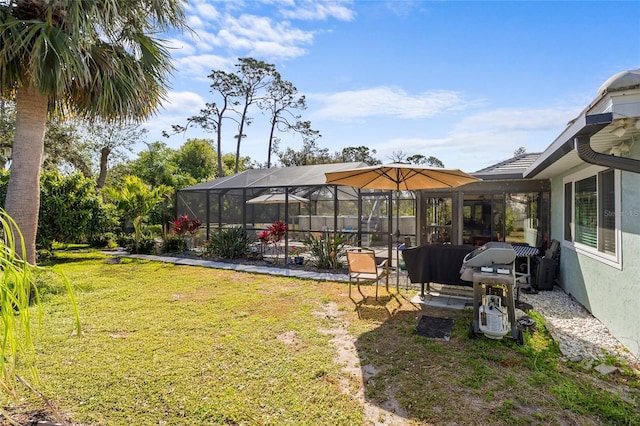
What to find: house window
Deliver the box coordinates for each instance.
[574,175,597,248]
[563,182,572,241]
[564,168,619,263]
[599,169,616,254]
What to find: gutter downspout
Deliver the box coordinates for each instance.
[575,136,640,174]
[573,113,640,174]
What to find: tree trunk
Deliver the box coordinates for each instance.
[235,101,250,174]
[267,117,276,169]
[96,146,111,188]
[5,85,48,265]
[216,127,224,178]
[70,156,93,178]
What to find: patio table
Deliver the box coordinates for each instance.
[402,244,476,297]
[511,244,540,287]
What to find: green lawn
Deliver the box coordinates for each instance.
[1,251,638,425]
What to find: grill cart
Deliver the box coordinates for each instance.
[460,242,523,344]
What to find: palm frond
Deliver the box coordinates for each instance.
[0,0,187,121]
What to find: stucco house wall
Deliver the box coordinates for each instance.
[526,69,640,360]
[549,152,640,358]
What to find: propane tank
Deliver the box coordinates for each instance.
[478,295,509,339]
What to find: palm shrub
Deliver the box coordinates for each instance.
[103,176,170,253]
[204,226,253,259]
[302,231,347,270]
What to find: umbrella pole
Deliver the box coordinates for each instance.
[395,191,400,292]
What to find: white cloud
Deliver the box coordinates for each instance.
[455,106,579,133]
[165,37,197,57]
[217,14,315,56]
[185,0,223,28]
[186,13,207,31]
[142,91,209,143]
[383,0,428,18]
[173,54,236,80]
[279,0,356,21]
[369,131,529,171]
[177,12,315,61]
[367,106,580,171]
[161,91,206,115]
[247,40,308,59]
[311,87,475,120]
[188,30,220,53]
[177,1,343,63]
[193,1,221,21]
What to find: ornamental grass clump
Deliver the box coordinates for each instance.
[204,226,253,259]
[302,231,347,270]
[0,209,80,396]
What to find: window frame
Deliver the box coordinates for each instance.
[562,165,621,269]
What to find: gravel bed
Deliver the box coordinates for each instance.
[520,286,639,369]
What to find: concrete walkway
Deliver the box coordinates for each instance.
[113,252,352,282]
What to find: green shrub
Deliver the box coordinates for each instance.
[135,234,158,254]
[146,224,163,237]
[204,226,253,259]
[116,233,132,249]
[0,170,117,252]
[36,248,54,263]
[301,231,347,270]
[89,232,117,249]
[103,175,170,255]
[117,233,157,254]
[162,235,187,253]
[37,171,116,251]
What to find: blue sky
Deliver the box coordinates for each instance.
[143,0,640,172]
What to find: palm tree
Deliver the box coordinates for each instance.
[0,1,186,264]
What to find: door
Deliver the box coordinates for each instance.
[423,196,454,244]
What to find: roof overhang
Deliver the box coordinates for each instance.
[524,113,613,178]
[525,70,640,179]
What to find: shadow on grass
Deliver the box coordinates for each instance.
[352,291,409,321]
[350,290,640,425]
[350,287,544,424]
[42,253,110,265]
[351,300,484,424]
[44,251,153,267]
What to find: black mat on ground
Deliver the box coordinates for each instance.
[414,315,455,339]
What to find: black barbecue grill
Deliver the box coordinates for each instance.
[460,242,523,342]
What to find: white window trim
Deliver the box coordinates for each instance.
[562,165,622,269]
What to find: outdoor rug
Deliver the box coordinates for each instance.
[414,315,455,339]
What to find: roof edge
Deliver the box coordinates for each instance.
[525,113,612,178]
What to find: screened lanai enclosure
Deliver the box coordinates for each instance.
[175,161,551,269]
[175,163,419,266]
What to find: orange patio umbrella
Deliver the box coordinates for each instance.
[325,163,479,287]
